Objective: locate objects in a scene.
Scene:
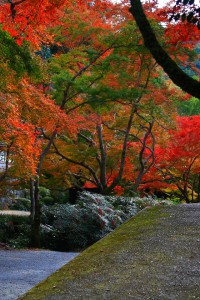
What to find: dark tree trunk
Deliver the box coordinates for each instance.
[198,175,200,203]
[30,177,41,248]
[97,122,107,190]
[29,131,57,248]
[129,0,200,99]
[30,178,35,221]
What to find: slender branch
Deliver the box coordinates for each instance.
[8,0,26,18]
[64,74,103,110]
[78,132,96,147]
[65,171,96,186]
[107,104,137,192]
[0,142,13,182]
[52,141,103,191]
[134,119,155,189]
[60,45,115,109]
[36,130,57,175]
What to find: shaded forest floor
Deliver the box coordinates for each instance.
[19,204,200,300]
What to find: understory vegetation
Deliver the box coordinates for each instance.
[0,191,171,251]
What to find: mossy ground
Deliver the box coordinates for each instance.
[18,204,200,300]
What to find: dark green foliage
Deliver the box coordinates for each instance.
[39,187,51,198]
[41,196,55,206]
[40,204,94,250]
[0,28,41,78]
[48,190,69,204]
[0,215,31,248]
[0,192,171,251]
[40,192,139,251]
[39,187,68,205]
[177,97,200,116]
[9,198,31,211]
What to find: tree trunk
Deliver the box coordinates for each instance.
[198,175,200,203]
[97,122,107,190]
[29,131,57,248]
[30,177,41,248]
[30,178,35,221]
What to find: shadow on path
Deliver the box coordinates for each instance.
[0,250,79,300]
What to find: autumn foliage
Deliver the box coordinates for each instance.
[0,0,199,205]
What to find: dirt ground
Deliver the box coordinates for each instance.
[18,204,200,300]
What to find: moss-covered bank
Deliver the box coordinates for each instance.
[18,204,200,299]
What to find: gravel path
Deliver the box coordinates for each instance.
[0,250,79,300]
[0,210,30,216]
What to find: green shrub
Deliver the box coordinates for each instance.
[8,198,31,211]
[0,192,172,251]
[50,190,69,204]
[0,215,31,247]
[40,204,100,250]
[40,191,139,251]
[132,196,172,209]
[41,196,55,206]
[39,187,51,198]
[39,187,68,206]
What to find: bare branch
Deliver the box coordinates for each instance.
[52,141,103,191]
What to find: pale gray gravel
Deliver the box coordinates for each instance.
[0,250,79,300]
[0,211,30,216]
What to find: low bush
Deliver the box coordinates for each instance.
[40,191,140,251]
[131,196,172,210]
[9,198,31,211]
[39,187,51,198]
[41,196,55,206]
[0,192,172,251]
[50,190,69,204]
[0,215,31,248]
[39,187,68,206]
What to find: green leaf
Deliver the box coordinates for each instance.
[0,28,41,78]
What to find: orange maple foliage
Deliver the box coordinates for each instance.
[0,0,113,47]
[0,0,198,195]
[0,75,71,179]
